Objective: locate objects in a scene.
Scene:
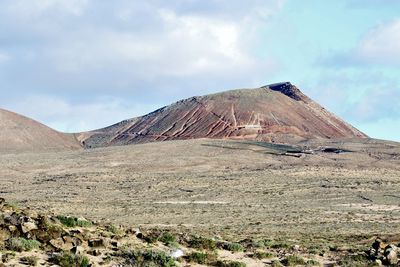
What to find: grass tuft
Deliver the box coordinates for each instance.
[121,249,176,267]
[159,232,177,247]
[188,236,217,250]
[20,255,39,266]
[186,251,217,265]
[7,237,41,252]
[57,215,92,228]
[223,242,244,252]
[281,255,306,266]
[51,252,90,267]
[215,260,246,267]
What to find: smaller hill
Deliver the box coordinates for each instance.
[0,109,81,153]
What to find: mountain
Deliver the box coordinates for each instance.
[0,108,81,153]
[78,82,367,148]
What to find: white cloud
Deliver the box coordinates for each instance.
[0,52,10,63]
[5,0,90,17]
[4,95,157,132]
[45,6,277,80]
[356,19,400,65]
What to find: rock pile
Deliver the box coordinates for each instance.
[369,238,399,266]
[0,197,127,266]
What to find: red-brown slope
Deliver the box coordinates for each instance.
[0,108,81,153]
[79,82,367,148]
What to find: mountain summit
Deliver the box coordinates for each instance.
[78,82,367,148]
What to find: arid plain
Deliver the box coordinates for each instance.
[2,138,399,243]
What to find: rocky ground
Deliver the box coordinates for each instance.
[1,198,399,267]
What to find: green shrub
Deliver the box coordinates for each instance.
[270,241,291,249]
[7,238,41,252]
[122,249,176,267]
[189,236,217,250]
[106,224,121,235]
[306,259,320,266]
[281,255,306,266]
[223,242,244,252]
[20,256,39,266]
[338,254,375,267]
[57,215,92,228]
[186,251,217,264]
[215,260,246,267]
[250,240,265,248]
[51,252,90,267]
[159,232,176,246]
[251,251,275,259]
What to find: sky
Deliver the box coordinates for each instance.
[0,0,399,141]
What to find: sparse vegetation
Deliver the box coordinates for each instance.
[251,251,275,259]
[57,215,92,228]
[223,242,244,252]
[142,232,160,244]
[6,237,41,252]
[121,249,176,267]
[159,232,177,247]
[51,252,90,267]
[20,255,39,266]
[306,259,320,266]
[186,251,217,265]
[270,241,292,250]
[106,224,121,235]
[188,236,217,250]
[215,260,246,267]
[281,255,306,266]
[338,254,375,267]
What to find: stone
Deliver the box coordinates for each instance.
[88,249,101,256]
[71,246,85,255]
[374,259,382,266]
[88,238,104,248]
[4,214,19,226]
[50,238,73,251]
[170,249,184,258]
[8,225,17,232]
[50,238,65,250]
[368,248,377,257]
[136,232,144,239]
[384,245,398,265]
[62,235,82,246]
[0,229,10,241]
[23,208,39,219]
[21,221,38,233]
[372,239,385,251]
